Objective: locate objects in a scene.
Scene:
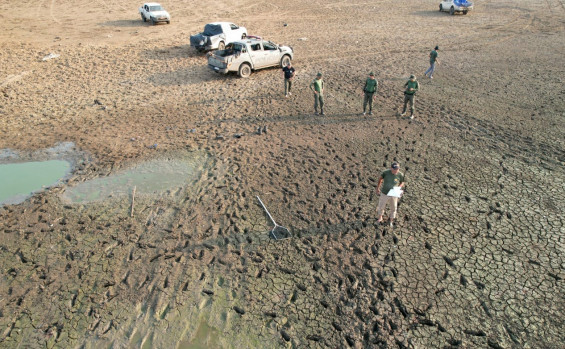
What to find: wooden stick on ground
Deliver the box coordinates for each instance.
[131,186,136,218]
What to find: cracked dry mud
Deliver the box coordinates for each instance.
[1,0,564,348]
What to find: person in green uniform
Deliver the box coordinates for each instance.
[400,74,419,119]
[424,46,439,79]
[376,162,405,226]
[362,72,378,116]
[309,72,325,115]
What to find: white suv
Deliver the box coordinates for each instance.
[439,0,473,15]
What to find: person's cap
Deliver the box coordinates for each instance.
[369,72,374,76]
[435,46,439,50]
[409,74,416,79]
[316,72,322,77]
[391,162,400,169]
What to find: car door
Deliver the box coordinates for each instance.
[248,42,265,67]
[261,41,280,67]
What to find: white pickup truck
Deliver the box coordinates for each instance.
[208,38,293,78]
[139,3,170,24]
[190,22,247,52]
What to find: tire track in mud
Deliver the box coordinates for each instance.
[49,0,61,24]
[543,0,565,12]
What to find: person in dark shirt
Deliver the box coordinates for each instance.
[282,62,296,97]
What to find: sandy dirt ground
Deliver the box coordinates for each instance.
[1,0,565,348]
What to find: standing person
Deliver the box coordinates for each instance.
[309,72,325,115]
[282,62,295,97]
[424,46,439,79]
[362,72,378,116]
[400,74,419,119]
[376,162,405,227]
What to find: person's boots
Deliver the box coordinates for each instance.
[320,108,325,116]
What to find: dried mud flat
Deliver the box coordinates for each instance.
[1,0,565,348]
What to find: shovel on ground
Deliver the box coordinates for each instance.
[256,195,291,240]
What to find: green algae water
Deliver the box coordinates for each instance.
[0,160,71,205]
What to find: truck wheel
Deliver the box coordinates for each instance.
[463,11,468,15]
[450,6,455,15]
[280,55,291,68]
[167,20,171,24]
[218,41,225,50]
[151,19,156,25]
[141,14,147,22]
[439,4,443,11]
[238,63,251,78]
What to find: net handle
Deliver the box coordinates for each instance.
[256,195,277,227]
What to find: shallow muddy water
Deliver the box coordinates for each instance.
[62,153,208,204]
[178,319,221,349]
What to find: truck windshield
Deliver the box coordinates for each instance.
[149,5,163,11]
[203,24,223,36]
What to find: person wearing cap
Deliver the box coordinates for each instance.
[376,162,405,226]
[309,72,325,115]
[282,61,296,97]
[362,72,378,116]
[400,75,419,119]
[424,46,440,79]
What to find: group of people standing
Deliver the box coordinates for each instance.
[281,46,440,120]
[279,47,441,226]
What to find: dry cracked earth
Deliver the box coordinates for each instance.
[1,0,564,348]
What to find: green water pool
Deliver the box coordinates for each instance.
[0,160,71,205]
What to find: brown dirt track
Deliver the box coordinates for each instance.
[1,0,564,348]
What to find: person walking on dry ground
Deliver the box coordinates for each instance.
[282,61,295,97]
[310,72,325,115]
[376,162,405,227]
[362,72,378,116]
[400,74,419,119]
[424,46,440,79]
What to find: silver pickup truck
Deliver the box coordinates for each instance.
[207,38,293,78]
